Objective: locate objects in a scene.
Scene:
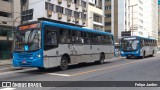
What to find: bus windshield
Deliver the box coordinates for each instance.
[121,39,139,51]
[14,29,41,52]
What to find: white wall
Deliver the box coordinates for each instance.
[118,0,125,39]
[29,0,45,21]
[143,0,158,39]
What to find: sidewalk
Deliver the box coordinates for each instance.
[0,59,12,66]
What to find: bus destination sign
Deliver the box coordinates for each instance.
[123,37,137,40]
[19,23,40,31]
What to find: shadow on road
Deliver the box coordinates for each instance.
[18,62,112,74]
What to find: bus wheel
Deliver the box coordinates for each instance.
[98,54,105,64]
[60,56,69,71]
[37,67,46,71]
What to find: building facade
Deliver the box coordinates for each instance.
[21,0,105,31]
[158,0,160,47]
[125,0,158,40]
[105,0,123,43]
[0,0,21,60]
[87,0,105,31]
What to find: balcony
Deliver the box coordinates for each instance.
[58,13,62,19]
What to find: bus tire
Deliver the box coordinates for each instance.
[37,67,46,71]
[98,54,105,64]
[60,56,69,71]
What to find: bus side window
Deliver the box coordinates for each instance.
[59,29,71,44]
[44,30,58,50]
[74,31,83,44]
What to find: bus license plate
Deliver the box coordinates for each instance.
[22,60,27,64]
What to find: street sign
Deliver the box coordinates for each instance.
[121,31,131,37]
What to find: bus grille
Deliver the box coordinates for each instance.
[18,62,32,66]
[18,54,33,59]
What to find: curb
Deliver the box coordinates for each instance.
[0,57,123,73]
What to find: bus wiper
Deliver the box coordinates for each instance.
[27,30,34,43]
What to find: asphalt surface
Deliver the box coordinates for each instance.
[0,55,160,90]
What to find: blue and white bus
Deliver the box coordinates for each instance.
[120,36,157,59]
[13,21,115,70]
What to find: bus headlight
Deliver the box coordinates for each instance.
[136,50,139,54]
[121,51,124,54]
[36,54,41,58]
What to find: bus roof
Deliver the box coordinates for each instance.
[42,21,113,36]
[122,36,156,40]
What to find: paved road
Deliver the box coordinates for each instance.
[0,55,160,90]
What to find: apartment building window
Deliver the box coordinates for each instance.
[74,0,80,5]
[74,11,80,18]
[65,9,72,16]
[98,0,102,8]
[139,19,143,23]
[56,6,63,14]
[105,6,111,10]
[82,14,86,19]
[105,14,111,17]
[105,22,111,26]
[139,0,143,5]
[82,1,86,8]
[139,25,143,29]
[93,25,103,31]
[2,0,12,2]
[21,9,33,21]
[45,2,54,11]
[105,0,111,1]
[0,11,12,18]
[93,14,102,23]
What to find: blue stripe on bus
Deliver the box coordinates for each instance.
[42,21,113,36]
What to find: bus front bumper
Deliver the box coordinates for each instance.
[13,58,43,67]
[121,51,140,57]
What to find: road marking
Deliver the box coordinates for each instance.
[70,60,142,76]
[0,88,16,90]
[47,73,71,77]
[47,59,151,77]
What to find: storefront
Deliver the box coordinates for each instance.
[0,41,12,60]
[0,25,12,60]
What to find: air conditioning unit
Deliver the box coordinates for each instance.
[75,4,79,9]
[58,0,62,4]
[47,10,52,17]
[83,8,87,12]
[58,13,62,19]
[67,16,71,21]
[67,1,71,7]
[83,20,86,24]
[75,18,79,23]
